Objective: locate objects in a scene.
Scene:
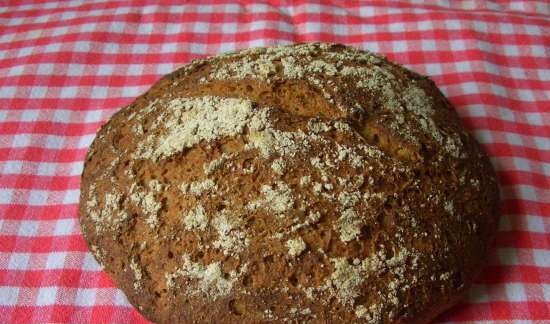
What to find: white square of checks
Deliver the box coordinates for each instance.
[505,283,528,302]
[17,221,39,237]
[46,252,67,269]
[0,287,19,306]
[36,287,58,306]
[75,289,96,307]
[8,253,31,270]
[533,250,550,267]
[53,219,75,236]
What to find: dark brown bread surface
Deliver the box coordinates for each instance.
[79,43,500,324]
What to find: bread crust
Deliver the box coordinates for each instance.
[79,43,499,324]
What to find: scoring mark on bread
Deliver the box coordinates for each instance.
[206,42,465,161]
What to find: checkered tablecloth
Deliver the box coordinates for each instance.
[0,1,548,323]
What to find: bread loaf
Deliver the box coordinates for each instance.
[79,43,500,323]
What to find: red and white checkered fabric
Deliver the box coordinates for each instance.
[0,1,548,323]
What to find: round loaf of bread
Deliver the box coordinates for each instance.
[79,43,499,324]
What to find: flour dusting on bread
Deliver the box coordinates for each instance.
[80,42,500,324]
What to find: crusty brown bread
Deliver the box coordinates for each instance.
[79,43,500,324]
